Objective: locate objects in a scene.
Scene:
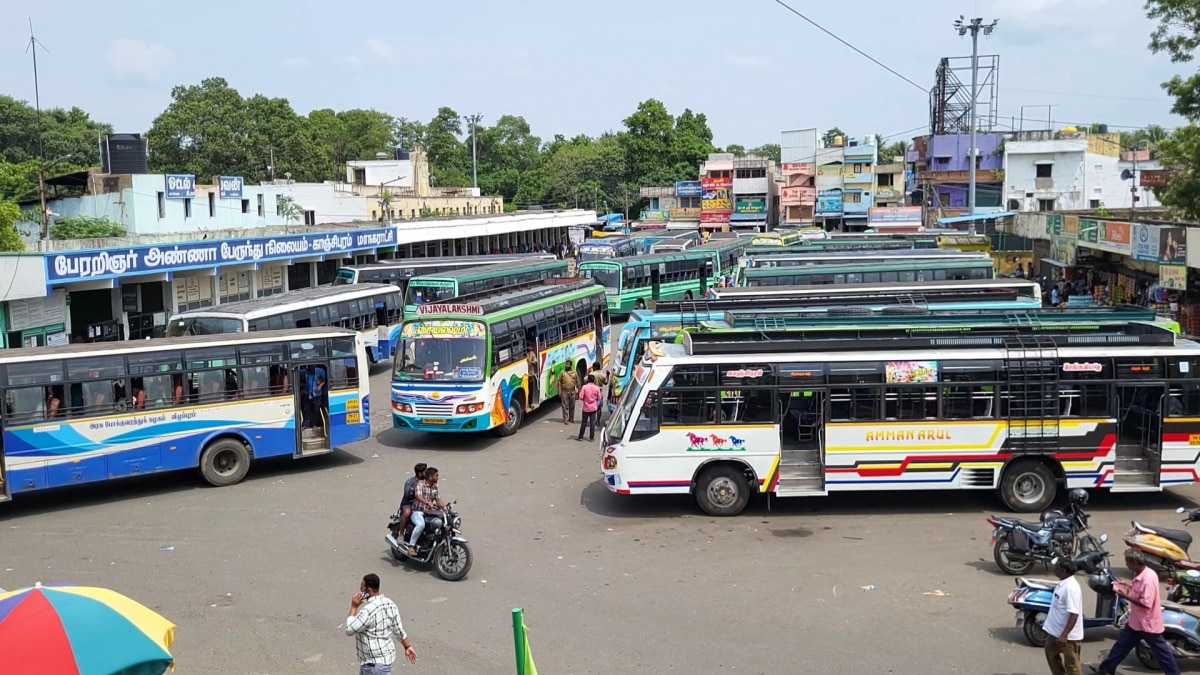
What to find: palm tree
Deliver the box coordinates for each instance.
[880,141,908,164]
[1145,124,1167,145]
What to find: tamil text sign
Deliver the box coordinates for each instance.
[867,206,922,225]
[816,189,843,215]
[676,181,703,197]
[1132,223,1159,262]
[701,177,732,212]
[640,210,670,222]
[47,227,399,282]
[165,174,195,200]
[780,162,815,176]
[218,176,244,200]
[780,186,816,206]
[1160,264,1188,290]
[735,199,765,214]
[699,212,731,224]
[1140,170,1169,188]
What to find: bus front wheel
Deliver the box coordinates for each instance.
[199,438,251,487]
[695,464,750,517]
[635,299,646,310]
[495,394,524,437]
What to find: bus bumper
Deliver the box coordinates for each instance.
[393,412,489,432]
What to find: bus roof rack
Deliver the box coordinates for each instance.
[422,277,597,316]
[710,305,1160,330]
[414,257,565,280]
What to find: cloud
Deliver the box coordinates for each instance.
[279,56,309,70]
[109,39,172,83]
[366,38,395,62]
[726,54,771,70]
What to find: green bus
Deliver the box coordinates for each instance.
[744,258,995,287]
[692,237,749,286]
[392,278,609,436]
[579,250,713,314]
[404,258,570,320]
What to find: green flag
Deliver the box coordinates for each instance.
[512,608,538,675]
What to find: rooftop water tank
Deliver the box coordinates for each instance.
[101,133,149,174]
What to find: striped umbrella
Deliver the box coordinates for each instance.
[0,582,176,675]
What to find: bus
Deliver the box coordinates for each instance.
[579,251,713,314]
[0,327,370,501]
[601,311,1200,516]
[649,239,698,254]
[749,230,809,247]
[404,258,571,320]
[692,237,748,287]
[334,254,556,289]
[746,249,993,269]
[391,278,609,436]
[744,258,995,287]
[166,284,403,364]
[577,237,640,263]
[610,280,1047,403]
[631,229,700,253]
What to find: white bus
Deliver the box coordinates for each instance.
[746,250,993,268]
[601,312,1200,516]
[334,254,557,287]
[713,279,1044,305]
[166,284,403,364]
[1,327,370,501]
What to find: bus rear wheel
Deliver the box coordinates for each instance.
[998,460,1056,513]
[199,438,251,487]
[635,299,646,310]
[695,464,750,517]
[495,394,524,437]
[684,291,693,300]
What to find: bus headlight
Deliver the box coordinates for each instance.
[456,402,485,414]
[603,455,618,470]
[394,402,413,414]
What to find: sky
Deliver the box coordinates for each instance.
[0,0,1190,150]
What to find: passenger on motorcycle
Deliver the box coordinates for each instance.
[398,462,427,538]
[407,467,447,556]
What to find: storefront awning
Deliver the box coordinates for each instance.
[1040,257,1071,268]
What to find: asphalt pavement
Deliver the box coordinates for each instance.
[3,356,1199,674]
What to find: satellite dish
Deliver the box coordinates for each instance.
[1121,169,1134,181]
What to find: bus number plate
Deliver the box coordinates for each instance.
[347,399,360,412]
[347,412,362,424]
[422,418,447,425]
[1191,434,1200,446]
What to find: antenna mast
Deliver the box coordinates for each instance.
[27,19,51,240]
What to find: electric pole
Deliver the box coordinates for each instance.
[463,114,483,190]
[954,16,998,234]
[26,19,50,240]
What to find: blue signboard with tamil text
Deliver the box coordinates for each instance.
[676,181,703,198]
[46,228,398,283]
[218,176,244,200]
[165,174,196,200]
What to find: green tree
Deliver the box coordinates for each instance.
[0,96,111,166]
[671,108,716,177]
[724,144,747,156]
[879,141,908,163]
[822,127,846,147]
[0,202,26,252]
[49,215,126,240]
[1145,1,1200,216]
[423,107,471,187]
[393,117,428,152]
[474,115,542,201]
[750,143,782,165]
[275,195,304,224]
[619,99,676,185]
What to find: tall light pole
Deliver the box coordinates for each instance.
[954,16,997,233]
[464,113,483,190]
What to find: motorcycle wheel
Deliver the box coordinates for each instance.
[390,545,408,562]
[435,541,473,582]
[1022,612,1049,647]
[994,536,1036,576]
[1136,639,1163,670]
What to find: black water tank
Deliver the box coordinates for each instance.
[102,134,150,174]
[394,147,410,161]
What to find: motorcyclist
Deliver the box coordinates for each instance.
[398,462,427,539]
[407,467,447,556]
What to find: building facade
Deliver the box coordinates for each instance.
[911,133,1005,224]
[780,162,816,226]
[731,155,777,231]
[1003,130,1162,213]
[840,137,877,232]
[815,145,845,230]
[874,162,906,209]
[699,154,735,232]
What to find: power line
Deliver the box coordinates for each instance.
[770,0,927,93]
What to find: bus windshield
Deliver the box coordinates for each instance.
[405,283,458,306]
[394,320,488,382]
[333,269,356,285]
[583,267,621,293]
[577,246,613,263]
[606,366,647,440]
[166,317,244,337]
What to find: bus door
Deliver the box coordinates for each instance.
[593,307,606,368]
[1115,382,1166,487]
[776,387,827,494]
[650,263,664,301]
[293,361,333,457]
[0,423,8,502]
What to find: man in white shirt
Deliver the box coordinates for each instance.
[1042,558,1084,675]
[346,573,418,674]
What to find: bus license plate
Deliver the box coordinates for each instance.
[347,413,361,424]
[422,418,447,425]
[346,399,360,411]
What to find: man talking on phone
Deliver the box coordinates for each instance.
[346,573,418,673]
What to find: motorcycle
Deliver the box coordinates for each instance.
[1125,505,1200,575]
[1006,540,1129,647]
[385,502,473,582]
[989,487,1099,575]
[1136,599,1200,670]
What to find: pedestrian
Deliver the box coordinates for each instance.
[577,374,602,442]
[558,364,579,425]
[1043,557,1083,675]
[346,573,418,674]
[590,361,610,421]
[1088,549,1180,675]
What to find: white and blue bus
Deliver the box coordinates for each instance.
[166,284,403,364]
[334,254,557,289]
[0,327,371,501]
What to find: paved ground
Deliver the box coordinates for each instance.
[4,356,1200,674]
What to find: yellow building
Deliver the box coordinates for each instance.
[355,148,504,221]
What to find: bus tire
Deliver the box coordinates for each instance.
[695,464,751,517]
[684,291,693,300]
[998,460,1056,513]
[199,438,252,487]
[635,299,646,310]
[495,393,524,437]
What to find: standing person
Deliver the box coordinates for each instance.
[590,362,610,418]
[1089,549,1181,675]
[526,347,541,413]
[1043,558,1083,675]
[346,573,418,674]
[577,374,602,442]
[558,364,580,425]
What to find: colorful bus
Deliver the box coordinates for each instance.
[746,249,993,269]
[631,229,701,253]
[392,278,609,436]
[334,254,556,289]
[749,230,809,247]
[404,258,570,320]
[579,251,713,315]
[0,327,371,501]
[166,284,403,364]
[601,311,1200,515]
[577,237,640,263]
[744,258,995,287]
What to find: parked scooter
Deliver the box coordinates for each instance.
[1006,540,1129,647]
[1136,600,1200,670]
[989,488,1099,575]
[1124,505,1200,574]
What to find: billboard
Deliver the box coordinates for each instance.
[1132,223,1159,262]
[700,212,731,224]
[1160,264,1188,290]
[676,181,703,197]
[165,174,196,200]
[701,177,732,211]
[780,186,816,206]
[816,189,843,215]
[1140,169,1169,188]
[780,162,815,176]
[700,176,733,190]
[735,199,765,214]
[1160,226,1187,264]
[218,176,244,200]
[1097,221,1131,254]
[640,210,670,222]
[867,206,923,225]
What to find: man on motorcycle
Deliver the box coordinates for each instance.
[407,467,446,556]
[398,463,428,539]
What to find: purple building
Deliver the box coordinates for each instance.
[911,133,1005,210]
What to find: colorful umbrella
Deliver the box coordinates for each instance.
[0,582,176,675]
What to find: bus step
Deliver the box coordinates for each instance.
[1114,444,1144,460]
[775,474,827,496]
[1115,456,1150,472]
[299,437,332,456]
[1113,470,1159,489]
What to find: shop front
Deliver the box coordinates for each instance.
[7,289,69,348]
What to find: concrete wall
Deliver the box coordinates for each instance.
[0,255,52,301]
[279,183,370,224]
[926,134,1003,171]
[1005,146,1087,211]
[345,159,414,189]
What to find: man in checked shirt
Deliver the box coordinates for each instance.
[346,573,418,673]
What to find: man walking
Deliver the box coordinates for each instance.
[1089,549,1180,674]
[577,374,602,442]
[590,362,610,421]
[346,573,418,673]
[558,364,579,425]
[1043,558,1083,675]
